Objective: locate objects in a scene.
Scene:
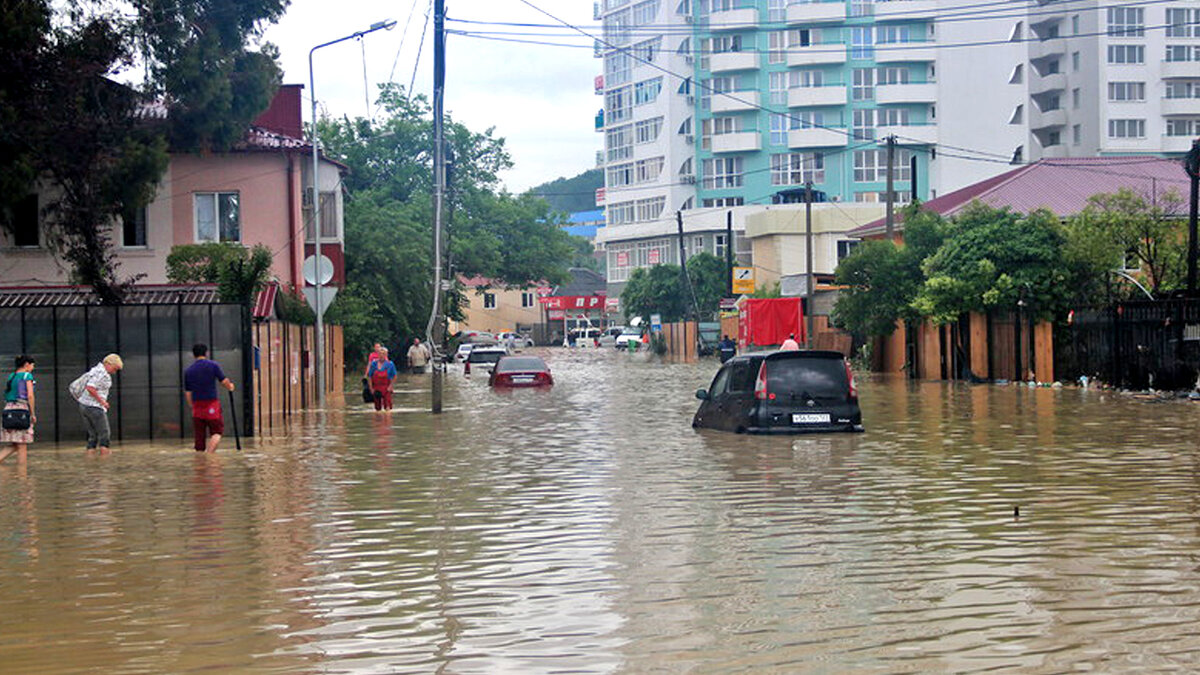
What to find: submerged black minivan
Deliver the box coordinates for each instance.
[693,350,864,434]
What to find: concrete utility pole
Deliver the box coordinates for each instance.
[805,182,815,349]
[1185,138,1200,297]
[884,135,896,241]
[309,19,394,407]
[726,210,734,297]
[428,0,446,413]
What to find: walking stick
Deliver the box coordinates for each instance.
[228,389,242,451]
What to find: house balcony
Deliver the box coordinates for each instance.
[787,45,846,67]
[875,82,937,104]
[710,51,758,73]
[1030,37,1067,61]
[1163,135,1198,153]
[1032,72,1068,94]
[788,85,847,108]
[1029,107,1067,129]
[711,131,762,153]
[877,124,937,145]
[711,90,760,113]
[708,8,757,31]
[788,127,850,148]
[874,0,938,21]
[1040,144,1070,159]
[786,2,845,24]
[874,43,937,63]
[1162,98,1200,116]
[1162,61,1199,79]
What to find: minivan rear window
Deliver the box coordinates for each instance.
[766,356,848,398]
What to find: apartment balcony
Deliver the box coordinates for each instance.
[788,127,849,148]
[1030,37,1067,61]
[1162,98,1200,116]
[1162,61,1199,79]
[788,85,847,108]
[873,0,938,21]
[1163,135,1199,153]
[710,51,758,73]
[711,90,760,113]
[1029,107,1067,129]
[712,131,762,153]
[875,82,937,104]
[708,8,757,31]
[1032,72,1068,95]
[786,1,845,24]
[787,45,846,67]
[1040,144,1070,159]
[874,43,937,63]
[877,124,937,145]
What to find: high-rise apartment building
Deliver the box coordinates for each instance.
[593,0,1200,289]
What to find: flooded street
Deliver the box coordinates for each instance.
[4,348,1200,673]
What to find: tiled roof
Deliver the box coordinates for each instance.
[851,157,1192,237]
[0,283,279,319]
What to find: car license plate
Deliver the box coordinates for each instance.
[512,375,535,383]
[792,413,830,424]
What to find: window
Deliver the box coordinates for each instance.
[836,240,859,262]
[1107,45,1144,64]
[877,66,909,85]
[853,149,913,182]
[1166,118,1200,137]
[876,25,909,45]
[634,77,663,105]
[1071,14,1080,34]
[788,28,819,48]
[1107,118,1145,138]
[1107,6,1144,37]
[688,235,704,258]
[1167,8,1200,38]
[789,110,825,130]
[521,292,535,308]
[702,157,744,189]
[1072,88,1080,109]
[632,0,659,25]
[790,69,824,88]
[1009,104,1023,124]
[1166,81,1200,99]
[636,196,666,221]
[769,71,788,105]
[302,191,337,240]
[854,191,911,204]
[768,0,786,21]
[606,86,632,122]
[768,31,786,64]
[1071,51,1080,71]
[607,162,634,187]
[851,0,873,18]
[711,115,738,135]
[633,37,661,63]
[483,293,497,309]
[715,233,728,259]
[770,113,789,145]
[607,124,633,161]
[604,8,632,45]
[606,51,632,86]
[702,197,745,207]
[1072,124,1081,145]
[1108,81,1145,101]
[770,153,825,185]
[1166,45,1200,62]
[195,192,240,243]
[851,27,874,59]
[852,68,874,100]
[122,205,147,248]
[1044,59,1060,75]
[608,201,636,225]
[635,157,665,183]
[853,109,876,140]
[7,194,39,248]
[853,108,909,140]
[1046,130,1061,146]
[635,117,663,144]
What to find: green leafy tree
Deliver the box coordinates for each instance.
[165,243,273,306]
[621,265,688,323]
[686,252,732,319]
[1067,188,1187,296]
[527,168,603,213]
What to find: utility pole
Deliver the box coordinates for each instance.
[884,134,896,241]
[726,210,734,297]
[805,182,815,349]
[676,211,704,348]
[1185,139,1200,297]
[428,0,446,413]
[910,154,918,202]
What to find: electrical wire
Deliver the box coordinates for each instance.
[410,0,434,94]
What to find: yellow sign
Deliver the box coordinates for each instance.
[732,267,756,294]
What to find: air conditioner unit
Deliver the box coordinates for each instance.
[686,95,695,105]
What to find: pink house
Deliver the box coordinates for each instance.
[0,84,347,293]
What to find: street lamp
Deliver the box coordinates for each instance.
[308,19,395,406]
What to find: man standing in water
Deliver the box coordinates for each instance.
[184,344,235,453]
[407,338,432,374]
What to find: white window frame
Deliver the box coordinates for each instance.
[1107,118,1145,138]
[193,191,241,243]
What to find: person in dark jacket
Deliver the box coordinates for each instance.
[718,335,737,363]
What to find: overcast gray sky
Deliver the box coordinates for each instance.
[262,0,599,194]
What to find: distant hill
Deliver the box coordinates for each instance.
[528,168,603,215]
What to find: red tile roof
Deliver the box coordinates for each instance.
[851,157,1192,237]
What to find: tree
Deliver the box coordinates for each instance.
[832,205,947,337]
[1068,188,1187,296]
[165,243,273,306]
[621,265,688,323]
[0,1,285,303]
[527,168,604,213]
[686,252,732,319]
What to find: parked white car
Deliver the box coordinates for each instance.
[615,329,646,350]
[497,331,535,349]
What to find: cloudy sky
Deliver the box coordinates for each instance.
[262,0,600,193]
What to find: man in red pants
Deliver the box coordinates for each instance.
[184,344,235,452]
[367,347,396,410]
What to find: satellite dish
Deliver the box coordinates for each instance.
[302,255,335,286]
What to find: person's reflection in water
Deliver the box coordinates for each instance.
[3,460,39,561]
[189,454,226,561]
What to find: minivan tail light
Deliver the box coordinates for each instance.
[755,361,769,400]
[845,360,858,401]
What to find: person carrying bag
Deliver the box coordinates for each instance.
[0,355,37,464]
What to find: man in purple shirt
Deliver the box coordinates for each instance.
[184,343,235,452]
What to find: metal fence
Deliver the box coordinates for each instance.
[0,303,249,443]
[1056,299,1200,390]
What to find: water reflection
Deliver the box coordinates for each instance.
[2,350,1200,672]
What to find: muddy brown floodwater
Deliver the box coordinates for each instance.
[3,347,1200,673]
